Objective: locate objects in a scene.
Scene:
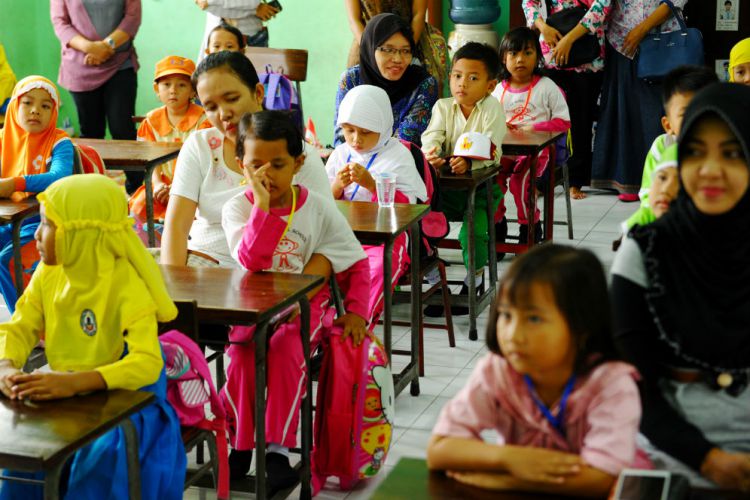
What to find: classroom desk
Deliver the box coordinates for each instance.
[72,138,181,247]
[336,200,430,397]
[0,198,40,297]
[498,130,566,255]
[160,264,324,500]
[372,457,749,500]
[0,389,153,500]
[437,166,500,341]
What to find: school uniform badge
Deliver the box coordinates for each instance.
[80,309,97,336]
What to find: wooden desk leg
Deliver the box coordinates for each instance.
[143,164,157,247]
[408,224,421,397]
[254,321,270,500]
[11,219,24,298]
[121,418,142,500]
[299,296,312,500]
[466,187,478,341]
[382,240,394,360]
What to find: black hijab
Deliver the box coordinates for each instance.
[359,13,430,105]
[631,83,750,374]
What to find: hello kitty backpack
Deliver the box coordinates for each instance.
[311,331,395,494]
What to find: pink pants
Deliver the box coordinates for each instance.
[221,287,333,450]
[495,149,551,225]
[364,233,409,326]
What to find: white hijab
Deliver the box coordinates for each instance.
[332,85,426,203]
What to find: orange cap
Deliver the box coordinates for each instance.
[153,55,196,82]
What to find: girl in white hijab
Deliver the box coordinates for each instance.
[325,84,426,325]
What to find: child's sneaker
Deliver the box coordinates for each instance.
[267,452,298,492]
[495,217,508,261]
[228,449,253,480]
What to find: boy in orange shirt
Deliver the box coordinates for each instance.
[129,56,210,237]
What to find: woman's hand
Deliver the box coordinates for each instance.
[536,19,563,49]
[622,24,648,58]
[246,164,271,212]
[86,40,114,63]
[701,448,750,491]
[347,162,376,192]
[0,178,16,199]
[256,2,280,21]
[335,313,369,346]
[552,35,574,67]
[500,446,582,484]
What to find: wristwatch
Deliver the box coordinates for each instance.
[105,37,115,49]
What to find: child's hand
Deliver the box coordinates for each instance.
[8,371,81,401]
[331,168,352,198]
[0,178,15,199]
[347,162,376,193]
[449,156,470,175]
[0,361,22,399]
[334,313,368,346]
[246,164,271,212]
[154,182,171,205]
[425,147,446,170]
[256,2,280,21]
[447,471,514,490]
[507,124,534,133]
[502,446,582,484]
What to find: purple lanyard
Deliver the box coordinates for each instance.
[523,375,576,436]
[345,152,378,201]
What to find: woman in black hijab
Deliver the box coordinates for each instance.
[333,13,438,147]
[610,83,750,492]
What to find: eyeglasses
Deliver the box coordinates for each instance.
[376,46,412,58]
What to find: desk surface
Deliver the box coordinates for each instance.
[336,200,430,242]
[160,265,325,325]
[501,130,564,156]
[0,389,154,471]
[0,198,40,222]
[438,165,501,190]
[72,138,181,167]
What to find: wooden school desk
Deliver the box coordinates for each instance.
[160,264,324,500]
[437,166,501,341]
[336,200,430,397]
[0,198,40,297]
[72,138,181,247]
[0,389,153,500]
[498,130,566,254]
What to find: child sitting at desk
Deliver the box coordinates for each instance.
[325,84,426,326]
[221,111,371,489]
[421,42,506,316]
[0,75,73,312]
[0,175,185,499]
[129,55,210,240]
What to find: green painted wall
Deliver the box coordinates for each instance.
[1,0,509,145]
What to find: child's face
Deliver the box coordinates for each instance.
[504,43,537,83]
[341,123,380,154]
[661,91,694,136]
[450,58,497,109]
[17,88,54,134]
[207,29,243,54]
[681,115,749,215]
[496,282,576,379]
[34,205,57,265]
[732,62,750,86]
[374,32,413,81]
[156,74,194,111]
[648,167,679,218]
[196,67,263,142]
[238,137,303,206]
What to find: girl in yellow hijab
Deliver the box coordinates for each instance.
[729,38,750,85]
[0,75,74,312]
[0,174,185,499]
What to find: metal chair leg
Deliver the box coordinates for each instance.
[562,163,574,240]
[438,261,456,348]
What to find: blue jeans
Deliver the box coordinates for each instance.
[246,27,269,47]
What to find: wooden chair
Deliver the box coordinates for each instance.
[244,47,308,119]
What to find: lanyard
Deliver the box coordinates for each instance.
[523,374,576,436]
[279,185,297,242]
[500,79,536,125]
[346,152,378,201]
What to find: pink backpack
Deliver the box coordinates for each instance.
[311,332,395,493]
[160,330,229,499]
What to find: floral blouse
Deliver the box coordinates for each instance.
[523,0,612,73]
[333,65,438,147]
[607,0,688,59]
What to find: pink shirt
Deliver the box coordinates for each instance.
[433,354,641,476]
[51,0,141,92]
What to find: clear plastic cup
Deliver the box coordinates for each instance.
[375,172,397,208]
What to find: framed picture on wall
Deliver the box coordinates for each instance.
[715,59,730,81]
[716,0,739,31]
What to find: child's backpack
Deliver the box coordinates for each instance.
[259,64,303,130]
[73,143,106,175]
[311,331,395,494]
[400,140,449,254]
[159,330,229,500]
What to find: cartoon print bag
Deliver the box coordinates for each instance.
[311,331,395,493]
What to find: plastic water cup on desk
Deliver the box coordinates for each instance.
[375,172,397,208]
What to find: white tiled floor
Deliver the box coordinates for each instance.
[0,187,637,499]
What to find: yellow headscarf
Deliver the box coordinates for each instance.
[37,175,177,334]
[729,38,750,82]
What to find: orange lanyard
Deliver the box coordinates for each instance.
[500,79,536,125]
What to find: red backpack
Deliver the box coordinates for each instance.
[73,143,106,174]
